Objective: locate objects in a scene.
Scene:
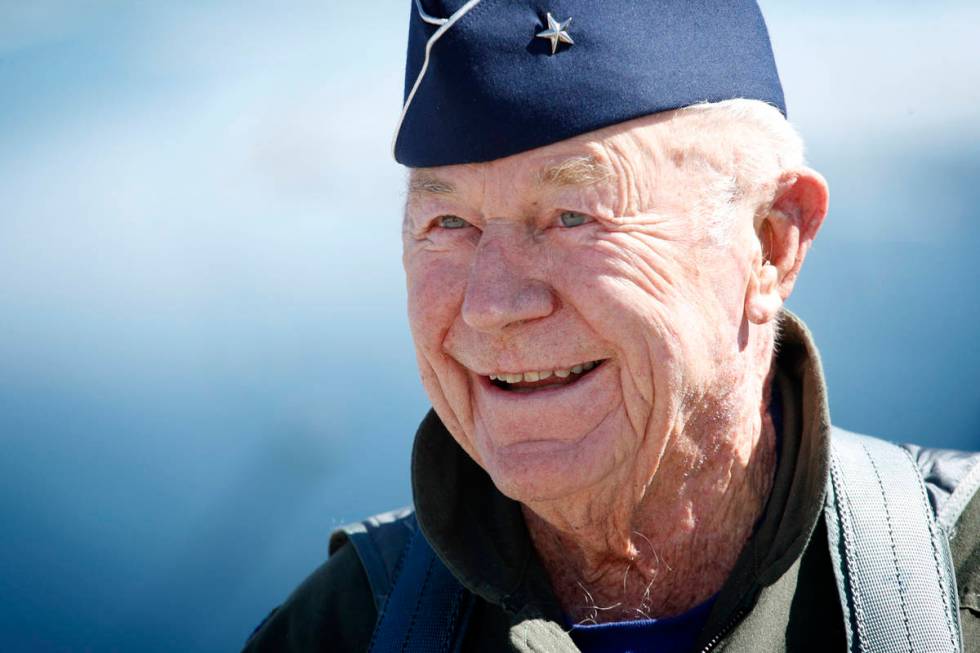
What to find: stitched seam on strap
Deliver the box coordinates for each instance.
[402,554,438,652]
[368,527,418,652]
[902,447,960,651]
[831,451,867,651]
[862,443,914,652]
[440,584,462,653]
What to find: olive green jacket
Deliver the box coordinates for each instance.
[244,313,980,652]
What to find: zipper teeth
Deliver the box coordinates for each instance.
[699,608,748,653]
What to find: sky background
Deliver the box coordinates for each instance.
[1,1,978,651]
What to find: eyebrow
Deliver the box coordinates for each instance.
[538,155,613,188]
[406,155,614,198]
[408,173,456,196]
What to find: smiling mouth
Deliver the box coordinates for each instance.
[488,359,607,393]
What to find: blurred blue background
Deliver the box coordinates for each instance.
[0,1,977,651]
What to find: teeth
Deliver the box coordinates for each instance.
[489,361,601,384]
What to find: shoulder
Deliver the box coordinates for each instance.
[242,508,416,653]
[242,542,376,652]
[901,443,980,530]
[946,464,980,643]
[949,478,980,648]
[902,442,980,646]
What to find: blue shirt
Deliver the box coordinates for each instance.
[568,597,716,653]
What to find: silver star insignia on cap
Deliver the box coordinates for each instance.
[536,12,574,55]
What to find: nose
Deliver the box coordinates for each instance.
[461,225,556,333]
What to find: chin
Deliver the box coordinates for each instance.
[473,417,624,504]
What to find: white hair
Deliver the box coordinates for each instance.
[672,99,807,244]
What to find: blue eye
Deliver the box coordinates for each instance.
[438,215,470,229]
[559,211,590,228]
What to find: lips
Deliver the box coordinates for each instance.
[489,359,607,392]
[467,354,619,454]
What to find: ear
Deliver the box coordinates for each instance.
[745,167,829,324]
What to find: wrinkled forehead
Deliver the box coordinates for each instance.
[405,109,736,200]
[408,151,611,198]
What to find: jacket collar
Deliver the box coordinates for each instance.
[411,310,831,632]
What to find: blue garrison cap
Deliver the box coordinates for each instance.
[394,0,785,167]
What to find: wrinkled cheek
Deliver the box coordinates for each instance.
[405,256,467,355]
[405,255,475,435]
[627,318,686,438]
[584,271,692,443]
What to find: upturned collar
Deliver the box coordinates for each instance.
[411,310,832,634]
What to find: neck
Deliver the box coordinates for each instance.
[523,359,778,624]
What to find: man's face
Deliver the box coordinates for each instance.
[403,111,763,503]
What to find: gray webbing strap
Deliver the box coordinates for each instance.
[824,428,962,653]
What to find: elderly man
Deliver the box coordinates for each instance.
[245,2,980,651]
